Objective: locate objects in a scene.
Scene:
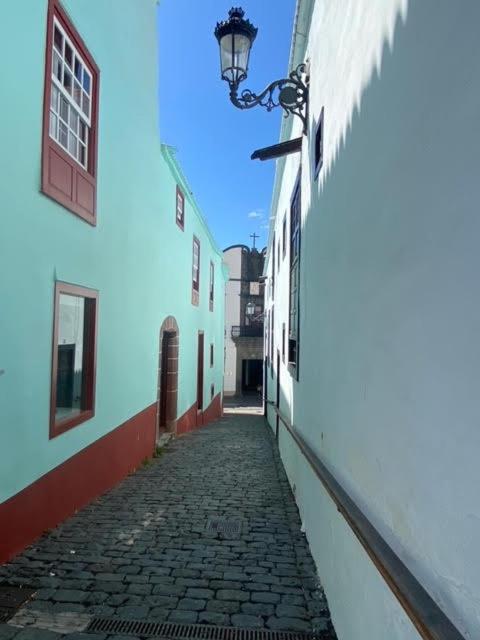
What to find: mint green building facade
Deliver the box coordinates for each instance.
[0,0,226,561]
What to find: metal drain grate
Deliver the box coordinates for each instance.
[0,585,36,622]
[0,609,10,624]
[206,517,241,538]
[87,619,314,640]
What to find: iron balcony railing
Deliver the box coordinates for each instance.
[231,324,264,338]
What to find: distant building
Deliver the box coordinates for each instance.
[223,245,265,397]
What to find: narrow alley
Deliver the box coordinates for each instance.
[1,2,478,639]
[0,413,335,639]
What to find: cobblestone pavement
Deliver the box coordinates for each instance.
[0,413,335,639]
[223,395,263,416]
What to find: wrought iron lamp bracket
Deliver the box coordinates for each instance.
[228,63,309,135]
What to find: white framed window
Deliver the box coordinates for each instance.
[193,237,200,291]
[176,186,185,228]
[250,281,260,295]
[49,17,93,169]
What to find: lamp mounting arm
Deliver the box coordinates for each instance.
[228,63,309,135]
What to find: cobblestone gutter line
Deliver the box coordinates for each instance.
[266,430,336,639]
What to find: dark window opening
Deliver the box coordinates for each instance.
[270,305,274,377]
[271,232,276,300]
[50,281,98,438]
[209,261,214,311]
[289,173,301,379]
[265,311,270,367]
[314,107,324,179]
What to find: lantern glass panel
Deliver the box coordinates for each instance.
[220,32,251,84]
[246,302,255,316]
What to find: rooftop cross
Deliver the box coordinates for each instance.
[250,232,259,249]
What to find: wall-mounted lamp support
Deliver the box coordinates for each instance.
[214,8,309,135]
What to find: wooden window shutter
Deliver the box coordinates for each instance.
[41,0,100,225]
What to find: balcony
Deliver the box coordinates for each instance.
[231,324,264,338]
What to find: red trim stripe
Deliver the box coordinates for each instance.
[0,403,156,563]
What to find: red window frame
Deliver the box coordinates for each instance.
[176,185,185,229]
[209,260,214,311]
[50,281,98,438]
[192,236,200,305]
[42,0,100,225]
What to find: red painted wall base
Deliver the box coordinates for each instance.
[0,403,156,564]
[176,400,198,435]
[202,393,223,426]
[176,393,223,435]
[0,394,223,563]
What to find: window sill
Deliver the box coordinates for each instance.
[41,184,96,226]
[50,409,94,439]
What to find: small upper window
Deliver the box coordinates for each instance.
[314,107,324,179]
[270,305,274,376]
[192,236,200,305]
[210,344,214,367]
[50,282,98,438]
[272,232,276,299]
[42,1,99,224]
[209,261,214,311]
[176,186,185,229]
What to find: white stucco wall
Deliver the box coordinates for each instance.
[265,1,480,638]
[223,247,243,395]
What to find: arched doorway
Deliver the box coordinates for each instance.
[157,316,179,437]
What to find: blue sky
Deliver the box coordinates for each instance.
[157,1,296,251]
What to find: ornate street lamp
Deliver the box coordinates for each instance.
[245,302,256,317]
[214,8,309,135]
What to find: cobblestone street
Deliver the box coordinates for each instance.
[0,413,334,639]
